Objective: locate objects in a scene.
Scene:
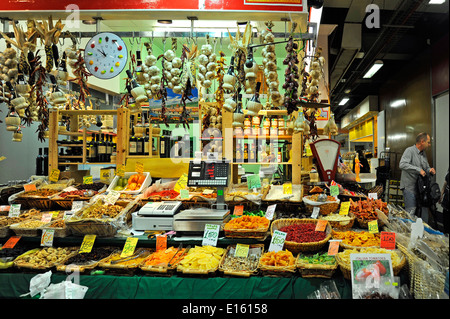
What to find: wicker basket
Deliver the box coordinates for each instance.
[355,216,385,229]
[332,229,381,250]
[335,249,407,280]
[319,213,356,230]
[270,218,332,254]
[224,217,270,239]
[258,251,297,277]
[14,247,79,271]
[39,220,71,238]
[9,220,47,237]
[52,197,91,210]
[303,196,340,215]
[177,247,227,275]
[98,248,154,272]
[218,244,263,277]
[140,247,188,275]
[56,247,116,273]
[296,254,338,278]
[66,199,137,237]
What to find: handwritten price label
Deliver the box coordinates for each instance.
[268,230,287,252]
[330,185,339,197]
[8,204,21,217]
[265,204,277,221]
[202,224,220,247]
[283,183,292,195]
[23,184,37,192]
[156,235,167,252]
[339,202,350,215]
[135,161,144,174]
[49,169,60,182]
[368,220,379,234]
[327,240,341,256]
[41,229,55,247]
[79,234,96,253]
[234,244,250,258]
[380,231,396,250]
[315,219,328,232]
[121,237,139,257]
[83,175,93,185]
[233,205,244,216]
[2,236,21,249]
[115,165,125,177]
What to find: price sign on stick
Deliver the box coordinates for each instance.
[8,204,20,217]
[311,207,320,219]
[155,235,167,252]
[79,235,96,253]
[83,175,93,185]
[330,185,339,197]
[233,205,244,216]
[49,169,60,182]
[202,224,220,247]
[368,220,379,234]
[268,230,287,252]
[2,236,21,249]
[135,161,144,174]
[41,229,55,247]
[380,231,396,250]
[315,219,328,232]
[234,244,250,258]
[265,204,277,220]
[23,184,37,192]
[327,240,340,256]
[121,237,139,257]
[339,202,350,215]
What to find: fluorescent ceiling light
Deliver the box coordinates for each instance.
[429,0,445,4]
[339,97,350,106]
[390,99,406,108]
[363,60,383,78]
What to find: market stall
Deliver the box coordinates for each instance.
[0,1,448,302]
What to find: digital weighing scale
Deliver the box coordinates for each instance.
[173,159,231,234]
[132,201,182,231]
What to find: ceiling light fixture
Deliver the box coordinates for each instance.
[363,60,383,78]
[390,99,406,108]
[339,97,350,106]
[429,0,445,4]
[157,20,172,24]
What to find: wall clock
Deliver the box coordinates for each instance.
[84,32,128,79]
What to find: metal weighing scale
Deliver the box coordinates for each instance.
[309,139,341,183]
[173,159,231,234]
[132,201,182,231]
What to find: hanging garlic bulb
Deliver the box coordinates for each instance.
[143,42,159,99]
[303,47,325,102]
[261,21,282,108]
[197,36,216,90]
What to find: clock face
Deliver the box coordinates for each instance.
[84,32,128,80]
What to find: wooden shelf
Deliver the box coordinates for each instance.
[232,162,291,165]
[57,144,83,147]
[58,156,83,159]
[59,109,118,116]
[234,135,292,140]
[58,131,83,136]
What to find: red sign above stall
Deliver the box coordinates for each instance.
[0,0,306,12]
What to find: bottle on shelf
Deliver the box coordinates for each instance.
[90,133,98,163]
[97,133,107,162]
[249,143,256,163]
[136,133,144,156]
[106,134,112,162]
[144,128,150,156]
[43,147,49,176]
[129,127,137,156]
[35,148,43,175]
[243,143,248,162]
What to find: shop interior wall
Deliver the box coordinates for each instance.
[380,49,432,181]
[434,92,449,190]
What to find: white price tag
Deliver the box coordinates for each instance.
[71,201,84,212]
[202,224,220,247]
[368,193,378,200]
[104,190,121,205]
[311,207,320,219]
[8,204,21,217]
[268,230,287,252]
[41,229,55,247]
[265,204,277,220]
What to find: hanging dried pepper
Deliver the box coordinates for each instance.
[69,52,92,104]
[29,52,49,142]
[157,54,170,127]
[179,44,194,130]
[282,22,300,115]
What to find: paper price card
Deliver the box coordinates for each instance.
[268,230,287,252]
[135,161,144,174]
[368,220,379,234]
[8,204,20,217]
[2,236,21,249]
[283,183,292,195]
[41,213,53,223]
[368,193,378,200]
[104,190,121,205]
[380,231,396,250]
[121,237,139,257]
[41,229,55,247]
[83,175,93,185]
[339,202,350,215]
[265,204,277,221]
[180,189,190,200]
[174,173,188,193]
[233,205,244,216]
[115,165,125,177]
[234,244,250,258]
[202,224,220,247]
[79,234,96,253]
[156,235,167,252]
[23,184,37,192]
[72,201,84,212]
[311,207,320,219]
[315,219,328,232]
[327,240,341,256]
[49,168,60,182]
[0,205,10,212]
[330,185,339,197]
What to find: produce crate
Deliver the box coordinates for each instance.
[219,244,263,277]
[223,216,270,240]
[106,172,151,195]
[270,218,332,254]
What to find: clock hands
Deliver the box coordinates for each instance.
[97,49,107,57]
